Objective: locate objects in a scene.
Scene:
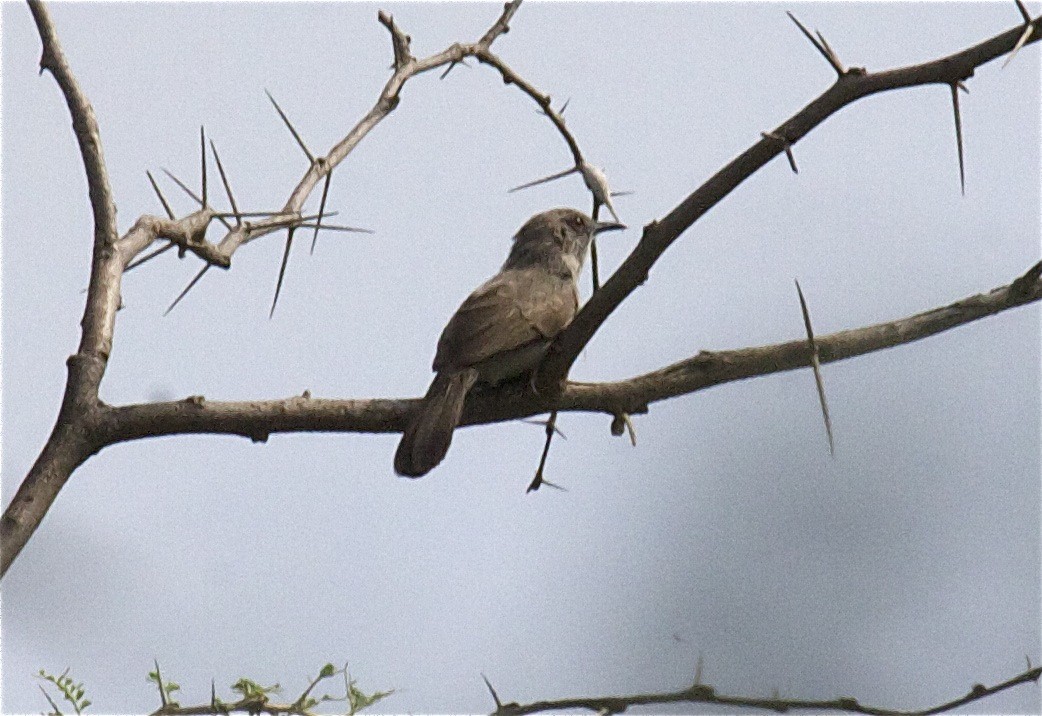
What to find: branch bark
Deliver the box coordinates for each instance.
[92,262,1040,444]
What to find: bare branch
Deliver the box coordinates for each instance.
[538,13,1042,388]
[378,11,413,71]
[488,663,1042,716]
[89,262,1042,447]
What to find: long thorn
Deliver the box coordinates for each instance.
[787,12,844,75]
[508,166,578,193]
[297,223,373,233]
[210,139,240,222]
[200,126,207,206]
[521,418,567,439]
[154,660,168,708]
[815,29,844,72]
[165,264,210,316]
[481,674,503,710]
[1014,0,1032,24]
[146,170,175,219]
[1002,23,1034,69]
[527,410,559,493]
[590,201,602,292]
[265,89,315,163]
[126,242,174,272]
[950,83,966,196]
[795,279,834,457]
[311,170,333,254]
[270,228,295,318]
[439,59,460,80]
[162,168,232,229]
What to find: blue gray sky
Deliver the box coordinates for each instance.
[2,2,1039,714]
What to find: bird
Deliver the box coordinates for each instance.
[394,207,625,477]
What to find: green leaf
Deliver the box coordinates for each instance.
[165,682,180,693]
[319,663,336,679]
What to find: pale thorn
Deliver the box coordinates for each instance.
[1002,23,1034,69]
[579,162,620,222]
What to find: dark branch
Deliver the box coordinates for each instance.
[538,13,1042,388]
[488,663,1042,716]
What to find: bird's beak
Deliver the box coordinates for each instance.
[593,221,626,235]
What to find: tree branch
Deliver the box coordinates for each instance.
[91,262,1040,447]
[485,663,1042,716]
[537,13,1042,388]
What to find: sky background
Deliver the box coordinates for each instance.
[1,2,1039,714]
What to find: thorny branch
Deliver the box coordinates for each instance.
[1,2,1038,635]
[93,261,1042,444]
[5,3,1041,713]
[536,10,1042,389]
[481,663,1042,716]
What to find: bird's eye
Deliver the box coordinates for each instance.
[568,216,585,231]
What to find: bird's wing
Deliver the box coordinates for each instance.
[433,268,578,372]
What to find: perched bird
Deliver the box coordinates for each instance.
[394,208,624,477]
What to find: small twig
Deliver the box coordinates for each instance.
[377,11,413,70]
[265,89,315,164]
[795,279,834,457]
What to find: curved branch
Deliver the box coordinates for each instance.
[2,1,120,577]
[538,14,1042,386]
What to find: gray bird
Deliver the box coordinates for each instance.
[394,207,625,477]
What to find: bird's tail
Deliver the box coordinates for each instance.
[394,368,479,477]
